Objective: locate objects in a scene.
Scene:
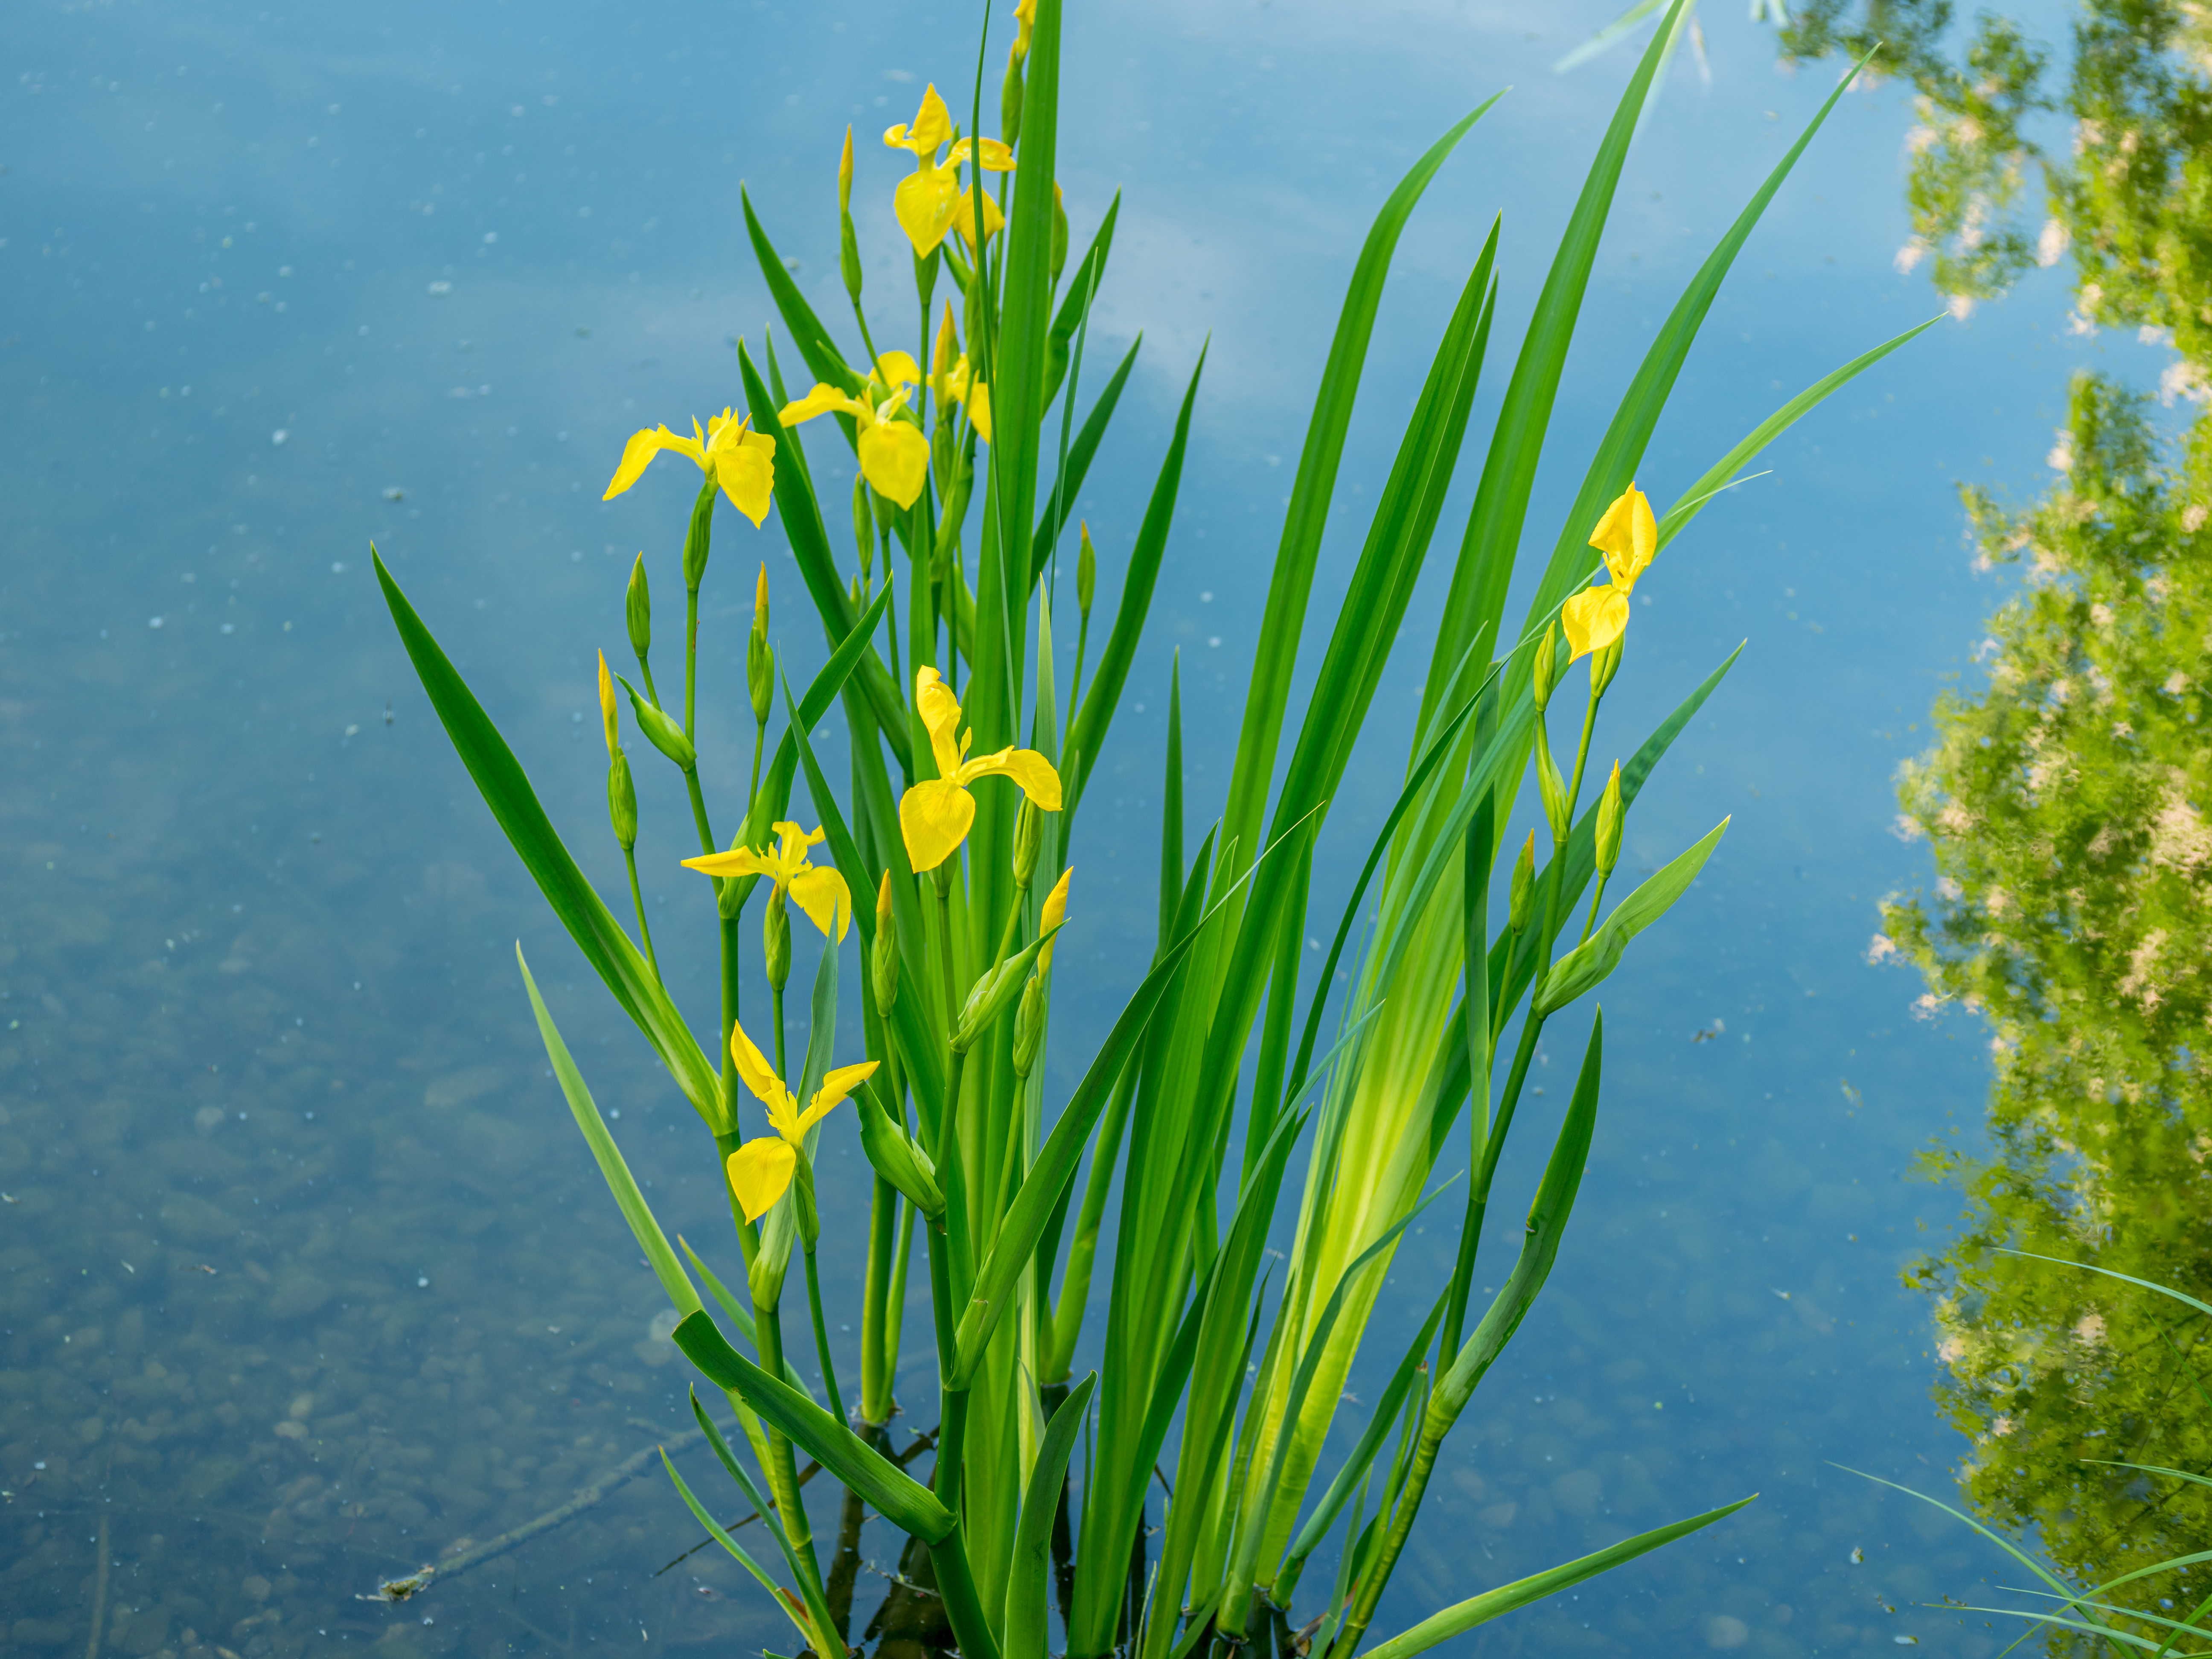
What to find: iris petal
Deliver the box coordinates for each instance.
[728,1020,789,1114]
[1560,586,1631,661]
[900,777,976,873]
[780,384,866,426]
[682,846,777,880]
[604,426,702,500]
[960,745,1063,811]
[893,163,962,257]
[916,668,966,778]
[726,1138,797,1223]
[858,416,931,509]
[788,864,854,941]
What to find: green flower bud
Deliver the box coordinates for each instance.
[626,553,651,661]
[1000,46,1025,151]
[855,1081,943,1219]
[1049,186,1068,289]
[1011,975,1045,1079]
[607,749,637,852]
[1532,620,1562,713]
[748,1213,791,1310]
[1077,521,1096,620]
[764,884,792,994]
[1594,761,1624,879]
[853,475,874,582]
[1534,725,1570,845]
[747,564,773,728]
[1011,797,1042,890]
[792,1153,819,1252]
[1589,634,1624,699]
[871,873,899,1016]
[951,926,1055,1055]
[1508,833,1537,935]
[682,477,715,592]
[619,677,696,769]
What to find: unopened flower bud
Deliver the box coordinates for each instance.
[1049,184,1068,288]
[1011,975,1045,1078]
[1594,761,1624,879]
[682,478,715,591]
[871,873,899,1015]
[838,126,855,215]
[607,749,637,851]
[626,554,651,661]
[1532,620,1562,713]
[1589,634,1623,698]
[621,678,696,769]
[597,651,620,759]
[1000,45,1025,151]
[854,1080,943,1218]
[792,1153,819,1251]
[1012,798,1042,890]
[747,565,774,728]
[1534,727,1570,845]
[1038,867,1070,975]
[853,475,874,582]
[1077,521,1096,620]
[764,884,792,993]
[1508,833,1537,935]
[838,131,864,306]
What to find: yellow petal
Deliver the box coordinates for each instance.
[949,137,1017,173]
[597,652,618,756]
[682,846,777,880]
[857,415,931,510]
[893,162,962,257]
[726,1138,797,1224]
[1560,586,1630,661]
[915,667,966,778]
[959,745,1063,811]
[771,821,825,867]
[899,777,976,873]
[603,425,704,500]
[780,384,866,426]
[966,378,992,445]
[952,188,1005,253]
[1588,484,1658,593]
[788,864,854,942]
[882,84,953,157]
[933,303,959,378]
[871,352,923,393]
[728,1019,789,1114]
[798,1060,879,1135]
[1013,0,1036,54]
[713,429,777,529]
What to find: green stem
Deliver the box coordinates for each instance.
[681,765,718,860]
[749,719,767,816]
[859,1178,901,1426]
[751,1300,829,1610]
[636,655,664,712]
[773,983,788,1081]
[684,579,701,740]
[802,1240,849,1425]
[1579,873,1612,948]
[622,846,660,980]
[1330,1405,1450,1659]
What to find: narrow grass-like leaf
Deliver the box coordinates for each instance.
[1067,347,1205,813]
[1220,93,1504,876]
[520,946,702,1318]
[1043,195,1121,409]
[375,552,722,1125]
[1359,1496,1757,1659]
[684,1388,842,1648]
[1658,316,1945,553]
[1834,1465,2102,1632]
[671,1310,955,1543]
[1030,335,1142,589]
[741,188,860,396]
[1999,1251,2212,1320]
[1534,818,1729,1015]
[658,1447,811,1638]
[1008,1375,1099,1659]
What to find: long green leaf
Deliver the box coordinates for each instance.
[1007,1375,1099,1659]
[1534,818,1729,1015]
[1359,1496,1757,1659]
[519,945,703,1318]
[657,1447,810,1636]
[680,1388,841,1649]
[1030,334,1142,590]
[1043,193,1121,410]
[1066,346,1205,813]
[671,1309,955,1543]
[1218,92,1505,883]
[740,188,859,396]
[373,547,722,1123]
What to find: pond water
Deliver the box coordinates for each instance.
[2,0,2192,1654]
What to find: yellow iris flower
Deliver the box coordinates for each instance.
[1560,483,1658,660]
[779,355,931,510]
[1013,0,1037,57]
[681,821,853,940]
[882,86,1016,257]
[602,408,777,527]
[723,1020,878,1223]
[931,304,992,443]
[899,667,1062,872]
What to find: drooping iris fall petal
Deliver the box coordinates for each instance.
[727,1139,797,1223]
[1560,585,1630,661]
[681,821,852,940]
[602,409,776,527]
[718,1019,877,1222]
[1560,484,1661,662]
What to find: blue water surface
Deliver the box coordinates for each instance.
[0,0,2139,1653]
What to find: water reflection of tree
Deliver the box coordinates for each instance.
[1785,4,2212,1643]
